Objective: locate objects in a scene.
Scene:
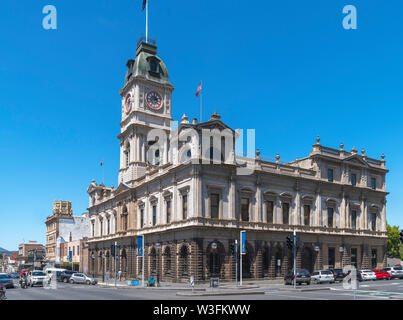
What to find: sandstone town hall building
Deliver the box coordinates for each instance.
[86,38,389,283]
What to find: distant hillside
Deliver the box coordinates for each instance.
[0,247,12,255]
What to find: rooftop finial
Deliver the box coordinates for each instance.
[340,142,344,150]
[361,148,366,155]
[275,153,280,164]
[381,153,385,160]
[351,146,357,154]
[316,136,320,144]
[210,111,221,121]
[180,114,189,124]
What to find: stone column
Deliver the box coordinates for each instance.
[295,189,301,225]
[345,201,350,229]
[315,191,322,226]
[340,193,346,228]
[256,181,262,222]
[229,175,236,220]
[276,196,282,224]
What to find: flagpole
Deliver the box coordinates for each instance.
[146,0,148,43]
[102,159,104,185]
[200,80,202,122]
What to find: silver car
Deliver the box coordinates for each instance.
[385,266,403,279]
[27,271,48,287]
[69,273,97,285]
[311,270,335,284]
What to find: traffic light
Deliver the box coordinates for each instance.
[286,235,294,249]
[400,230,403,243]
[111,244,115,257]
[229,243,235,255]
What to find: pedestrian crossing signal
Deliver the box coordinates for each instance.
[286,235,293,249]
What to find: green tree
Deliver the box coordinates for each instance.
[387,224,401,258]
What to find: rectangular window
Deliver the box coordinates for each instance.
[370,213,376,231]
[210,193,219,219]
[107,218,110,235]
[282,203,289,225]
[241,198,249,222]
[140,208,144,227]
[328,248,335,269]
[77,246,79,254]
[152,205,157,226]
[100,220,103,236]
[73,246,75,256]
[91,221,95,237]
[303,205,310,226]
[182,195,188,219]
[266,201,274,224]
[351,210,357,229]
[328,168,334,182]
[327,208,334,228]
[371,177,376,190]
[351,173,357,186]
[166,201,171,224]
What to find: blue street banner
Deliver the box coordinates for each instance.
[137,235,143,256]
[240,231,246,255]
[69,251,72,263]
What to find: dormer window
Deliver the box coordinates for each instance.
[147,56,163,78]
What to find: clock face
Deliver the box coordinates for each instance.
[146,91,163,110]
[125,94,132,113]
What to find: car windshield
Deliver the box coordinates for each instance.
[321,271,332,275]
[362,270,372,273]
[0,274,11,279]
[32,272,46,276]
[394,266,402,270]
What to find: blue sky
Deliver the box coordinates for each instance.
[1,0,402,251]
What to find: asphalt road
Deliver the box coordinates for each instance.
[4,279,403,300]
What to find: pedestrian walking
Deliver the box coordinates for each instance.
[118,270,122,281]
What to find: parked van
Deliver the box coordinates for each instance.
[44,268,66,280]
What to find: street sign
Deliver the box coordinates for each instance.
[137,235,143,256]
[240,231,246,255]
[68,251,72,263]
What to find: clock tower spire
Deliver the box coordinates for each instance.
[118,39,174,185]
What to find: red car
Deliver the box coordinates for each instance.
[373,269,390,280]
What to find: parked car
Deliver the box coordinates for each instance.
[373,269,390,280]
[358,270,377,281]
[311,270,335,284]
[385,266,403,279]
[329,269,346,282]
[0,273,14,289]
[59,270,76,283]
[284,268,311,285]
[69,273,97,285]
[27,270,48,287]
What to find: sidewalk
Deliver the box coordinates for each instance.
[96,278,284,290]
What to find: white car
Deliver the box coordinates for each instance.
[27,270,49,287]
[359,270,377,281]
[311,270,335,284]
[385,266,403,279]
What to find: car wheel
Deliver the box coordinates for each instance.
[86,280,91,285]
[69,279,74,284]
[306,281,310,285]
[63,278,68,283]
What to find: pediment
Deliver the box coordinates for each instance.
[343,155,368,167]
[114,182,132,194]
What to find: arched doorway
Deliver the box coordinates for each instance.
[262,245,270,277]
[241,242,254,279]
[301,247,314,273]
[207,241,224,278]
[121,248,127,277]
[274,247,282,277]
[179,245,190,278]
[163,246,172,276]
[150,247,157,276]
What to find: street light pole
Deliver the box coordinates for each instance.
[235,239,238,287]
[293,230,296,289]
[114,242,117,287]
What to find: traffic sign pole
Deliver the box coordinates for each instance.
[235,239,238,287]
[114,241,117,287]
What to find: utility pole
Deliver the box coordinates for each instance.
[293,230,296,289]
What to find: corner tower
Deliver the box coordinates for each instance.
[118,40,174,184]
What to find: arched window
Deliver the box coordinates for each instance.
[164,247,171,274]
[179,245,189,276]
[282,202,290,225]
[303,205,310,226]
[124,143,130,167]
[150,247,157,275]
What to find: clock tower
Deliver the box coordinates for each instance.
[118,40,174,185]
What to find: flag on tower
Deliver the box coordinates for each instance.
[142,0,147,10]
[196,81,202,97]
